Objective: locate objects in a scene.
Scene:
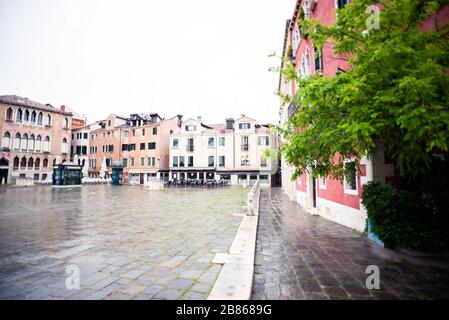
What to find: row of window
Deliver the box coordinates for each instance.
[73,132,89,140]
[171,156,268,168]
[12,156,51,170]
[122,142,156,151]
[122,127,157,137]
[2,131,62,153]
[5,107,69,128]
[171,136,269,149]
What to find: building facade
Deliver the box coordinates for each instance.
[169,115,278,186]
[0,95,74,184]
[278,0,395,232]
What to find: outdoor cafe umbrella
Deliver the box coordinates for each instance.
[99,157,108,179]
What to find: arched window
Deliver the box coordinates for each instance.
[20,157,27,168]
[21,133,28,150]
[31,111,37,123]
[304,48,311,77]
[24,110,30,122]
[37,112,43,125]
[2,132,11,149]
[35,135,42,152]
[29,134,35,151]
[28,157,34,169]
[14,133,21,150]
[6,108,13,121]
[35,158,41,170]
[16,109,23,122]
[44,136,50,152]
[64,118,69,129]
[13,157,20,170]
[43,158,48,168]
[46,114,52,126]
[62,138,68,154]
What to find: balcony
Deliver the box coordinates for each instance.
[2,147,10,152]
[241,144,249,151]
[186,145,194,152]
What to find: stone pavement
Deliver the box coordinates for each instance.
[252,188,449,300]
[0,185,247,300]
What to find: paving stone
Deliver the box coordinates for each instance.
[191,282,212,294]
[0,186,246,300]
[153,288,183,300]
[251,188,449,300]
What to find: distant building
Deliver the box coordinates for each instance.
[169,115,279,186]
[0,95,74,184]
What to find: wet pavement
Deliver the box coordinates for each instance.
[0,185,247,300]
[252,188,449,300]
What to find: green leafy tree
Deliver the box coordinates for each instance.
[277,0,449,185]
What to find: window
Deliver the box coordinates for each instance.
[6,108,13,121]
[14,133,21,150]
[123,131,129,138]
[62,138,68,154]
[172,138,179,149]
[16,109,23,122]
[185,125,196,132]
[219,137,225,146]
[344,161,358,194]
[36,136,42,151]
[2,132,11,149]
[142,129,145,136]
[241,136,249,151]
[108,120,111,126]
[132,130,136,137]
[148,157,155,166]
[31,111,36,123]
[46,114,51,126]
[337,0,349,9]
[28,134,35,151]
[258,136,269,146]
[293,26,300,55]
[304,48,311,77]
[219,156,225,167]
[43,158,48,168]
[208,156,214,167]
[13,157,19,170]
[239,123,251,130]
[173,156,179,167]
[241,156,250,166]
[21,134,28,150]
[84,133,88,139]
[261,157,267,167]
[37,112,43,125]
[314,46,323,73]
[148,142,156,150]
[140,143,146,150]
[188,156,193,167]
[153,127,157,135]
[179,156,185,167]
[122,158,128,167]
[130,158,135,166]
[208,137,215,148]
[24,110,30,122]
[319,176,326,189]
[43,136,50,152]
[187,138,194,152]
[35,158,40,169]
[141,157,145,166]
[64,117,69,129]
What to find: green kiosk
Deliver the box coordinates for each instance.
[52,162,83,187]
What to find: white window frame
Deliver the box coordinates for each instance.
[319,175,326,190]
[343,160,358,195]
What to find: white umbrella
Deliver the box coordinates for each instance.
[99,157,107,179]
[73,154,79,165]
[82,158,89,177]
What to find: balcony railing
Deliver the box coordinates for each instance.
[241,144,249,151]
[186,145,194,152]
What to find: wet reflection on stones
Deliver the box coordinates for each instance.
[0,185,247,300]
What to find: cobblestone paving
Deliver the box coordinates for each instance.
[252,188,449,300]
[0,185,247,300]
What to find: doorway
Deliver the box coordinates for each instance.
[140,173,144,185]
[0,157,9,184]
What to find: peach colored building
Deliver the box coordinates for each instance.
[120,113,181,184]
[0,95,73,184]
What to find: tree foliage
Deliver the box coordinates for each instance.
[276,0,449,181]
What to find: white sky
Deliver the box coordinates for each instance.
[0,0,293,125]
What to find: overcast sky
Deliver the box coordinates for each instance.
[0,0,293,125]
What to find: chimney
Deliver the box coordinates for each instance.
[226,118,235,130]
[60,105,66,113]
[197,116,202,123]
[177,114,183,127]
